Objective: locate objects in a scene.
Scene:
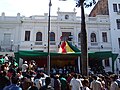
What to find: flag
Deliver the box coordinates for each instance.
[66,42,75,53]
[58,41,66,53]
[58,41,80,53]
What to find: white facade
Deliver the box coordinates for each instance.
[0,12,21,52]
[0,9,116,73]
[108,0,120,74]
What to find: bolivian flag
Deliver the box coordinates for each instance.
[58,41,80,53]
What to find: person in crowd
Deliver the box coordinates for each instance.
[59,67,63,74]
[98,75,107,90]
[50,74,55,89]
[4,62,9,71]
[7,68,16,79]
[67,73,73,84]
[4,54,9,63]
[39,72,46,86]
[70,73,82,90]
[40,77,54,90]
[29,82,38,90]
[116,75,120,88]
[76,74,83,90]
[82,79,90,90]
[3,76,22,90]
[34,72,42,89]
[17,70,23,79]
[67,73,73,90]
[22,61,28,77]
[54,74,61,90]
[90,75,103,90]
[21,77,31,90]
[28,60,35,72]
[104,75,111,90]
[59,74,68,90]
[0,71,10,90]
[110,74,119,90]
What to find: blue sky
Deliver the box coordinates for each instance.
[0,0,97,17]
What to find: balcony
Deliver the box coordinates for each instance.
[35,41,43,45]
[35,41,56,45]
[50,41,56,45]
[91,42,98,46]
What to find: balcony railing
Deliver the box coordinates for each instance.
[50,41,56,45]
[35,41,56,45]
[35,41,43,45]
[91,42,98,46]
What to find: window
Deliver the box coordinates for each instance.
[65,15,69,19]
[102,32,107,42]
[116,19,120,29]
[62,32,71,41]
[25,31,30,41]
[36,32,42,41]
[90,33,96,42]
[118,38,120,49]
[118,4,120,11]
[50,32,55,41]
[105,59,110,67]
[119,58,120,63]
[78,33,81,42]
[113,4,118,12]
[4,33,11,45]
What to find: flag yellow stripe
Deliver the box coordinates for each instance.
[66,41,75,53]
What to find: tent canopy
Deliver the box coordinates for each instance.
[14,42,118,72]
[14,50,118,72]
[15,50,118,61]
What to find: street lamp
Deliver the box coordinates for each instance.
[47,0,52,75]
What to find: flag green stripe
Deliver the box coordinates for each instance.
[66,41,80,52]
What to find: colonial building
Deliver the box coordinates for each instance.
[0,9,114,72]
[0,1,120,73]
[108,0,120,74]
[89,0,120,74]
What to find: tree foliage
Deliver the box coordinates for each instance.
[76,0,96,7]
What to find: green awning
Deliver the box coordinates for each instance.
[15,50,118,61]
[15,50,118,72]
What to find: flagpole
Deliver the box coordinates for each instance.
[47,0,52,75]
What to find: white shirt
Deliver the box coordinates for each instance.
[51,78,54,88]
[22,63,28,72]
[110,81,119,90]
[82,87,90,90]
[76,78,83,88]
[90,80,102,90]
[4,56,9,62]
[70,77,81,90]
[34,78,42,89]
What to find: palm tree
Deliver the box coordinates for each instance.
[76,0,96,76]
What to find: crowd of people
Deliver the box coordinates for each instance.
[0,54,120,90]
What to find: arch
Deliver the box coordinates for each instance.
[78,32,81,42]
[90,32,97,42]
[50,32,55,41]
[36,32,42,41]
